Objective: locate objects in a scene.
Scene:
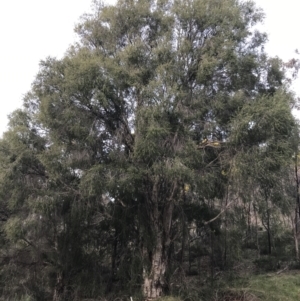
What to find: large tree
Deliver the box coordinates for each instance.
[0,0,298,300]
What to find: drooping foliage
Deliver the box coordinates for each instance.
[0,0,299,300]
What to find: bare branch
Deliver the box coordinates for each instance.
[203,201,234,226]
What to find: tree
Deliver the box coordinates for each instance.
[0,0,298,300]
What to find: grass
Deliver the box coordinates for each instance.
[219,271,300,301]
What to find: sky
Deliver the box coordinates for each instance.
[0,0,299,136]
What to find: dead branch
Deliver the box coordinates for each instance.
[203,201,234,225]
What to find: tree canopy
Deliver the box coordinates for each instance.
[0,0,299,300]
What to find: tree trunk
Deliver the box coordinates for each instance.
[294,155,300,259]
[143,234,167,299]
[263,194,272,255]
[293,207,299,259]
[53,272,65,301]
[142,198,174,300]
[253,202,260,258]
[106,230,118,293]
[266,208,272,255]
[295,155,300,220]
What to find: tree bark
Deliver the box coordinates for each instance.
[253,202,260,258]
[142,196,174,300]
[53,272,65,301]
[293,209,299,259]
[294,155,300,259]
[143,233,167,299]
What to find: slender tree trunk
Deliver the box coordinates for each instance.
[106,230,118,293]
[263,194,272,255]
[53,272,65,301]
[253,202,260,258]
[180,215,186,275]
[223,188,229,268]
[293,209,299,259]
[294,155,300,259]
[266,208,272,255]
[210,228,214,287]
[267,221,271,255]
[295,154,300,220]
[247,202,251,236]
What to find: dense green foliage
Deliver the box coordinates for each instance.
[0,0,299,300]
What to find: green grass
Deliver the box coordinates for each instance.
[221,271,300,301]
[154,270,300,301]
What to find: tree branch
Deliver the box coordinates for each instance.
[203,201,234,226]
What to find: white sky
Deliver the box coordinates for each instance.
[0,0,299,137]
